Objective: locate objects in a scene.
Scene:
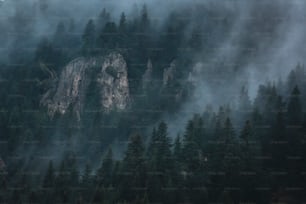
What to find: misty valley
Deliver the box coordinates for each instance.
[0,0,306,203]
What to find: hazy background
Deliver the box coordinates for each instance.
[1,0,306,149]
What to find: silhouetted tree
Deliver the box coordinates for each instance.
[97,148,113,187]
[43,160,55,188]
[82,19,96,56]
[287,86,302,125]
[120,134,146,202]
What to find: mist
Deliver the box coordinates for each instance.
[1,0,306,181]
[161,0,306,137]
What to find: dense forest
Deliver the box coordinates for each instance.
[1,68,306,203]
[0,0,306,203]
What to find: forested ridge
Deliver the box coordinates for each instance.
[0,2,306,203]
[1,65,306,203]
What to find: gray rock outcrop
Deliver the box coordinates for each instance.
[41,52,130,118]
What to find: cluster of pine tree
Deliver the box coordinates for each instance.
[1,64,306,203]
[1,3,306,203]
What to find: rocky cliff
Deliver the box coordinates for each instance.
[41,52,130,118]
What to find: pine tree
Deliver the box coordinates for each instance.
[146,122,173,202]
[82,164,92,187]
[99,22,118,50]
[120,134,146,202]
[240,120,251,148]
[173,135,182,162]
[287,69,297,94]
[82,19,96,56]
[287,85,302,125]
[240,120,254,170]
[212,117,240,201]
[147,122,172,171]
[270,111,287,171]
[239,85,252,112]
[55,160,69,202]
[35,37,63,73]
[155,122,172,171]
[147,127,158,159]
[81,164,93,202]
[53,21,66,48]
[193,114,205,147]
[97,8,110,30]
[119,12,127,33]
[222,118,237,170]
[43,160,55,188]
[118,12,127,48]
[286,85,303,186]
[69,161,79,187]
[182,119,199,171]
[181,117,208,203]
[97,148,113,187]
[140,4,149,32]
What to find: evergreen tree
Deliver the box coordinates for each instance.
[99,22,118,50]
[181,117,208,203]
[287,85,302,125]
[222,118,238,169]
[119,12,127,33]
[147,122,173,202]
[35,37,64,73]
[240,120,251,149]
[140,4,150,32]
[239,120,257,173]
[270,108,287,168]
[286,85,304,187]
[42,160,55,204]
[69,161,79,187]
[240,120,264,202]
[118,12,128,48]
[97,8,111,30]
[120,134,146,202]
[81,164,93,202]
[239,85,252,112]
[286,64,305,94]
[173,135,182,162]
[82,19,96,56]
[154,122,172,171]
[171,134,184,202]
[82,163,92,186]
[55,160,69,202]
[43,160,55,188]
[97,148,113,187]
[182,119,200,171]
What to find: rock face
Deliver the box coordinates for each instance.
[41,52,130,117]
[98,53,129,110]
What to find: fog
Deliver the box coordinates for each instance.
[160,0,306,136]
[1,0,306,160]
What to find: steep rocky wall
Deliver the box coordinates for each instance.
[41,52,129,118]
